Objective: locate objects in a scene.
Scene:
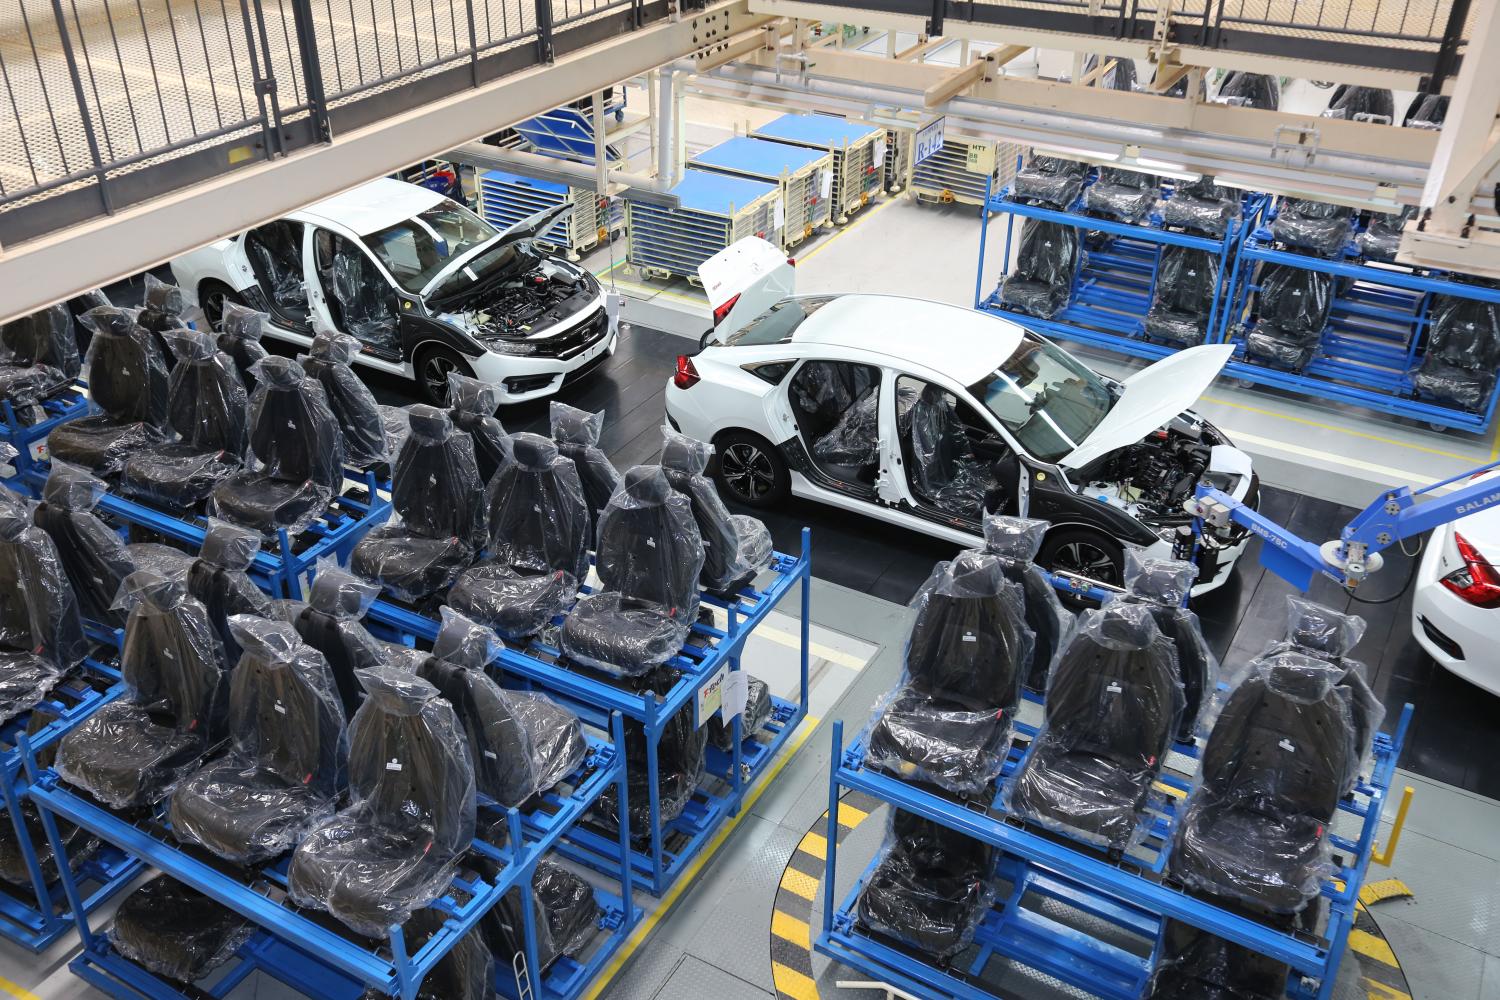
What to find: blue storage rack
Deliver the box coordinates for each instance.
[0,643,143,951]
[366,528,813,896]
[750,114,884,223]
[689,136,834,249]
[512,95,626,162]
[815,698,1414,1000]
[0,382,92,488]
[477,170,601,259]
[625,169,779,283]
[24,714,637,1000]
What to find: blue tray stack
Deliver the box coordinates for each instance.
[625,169,779,282]
[751,113,885,224]
[689,136,834,249]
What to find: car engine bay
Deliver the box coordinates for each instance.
[450,260,599,344]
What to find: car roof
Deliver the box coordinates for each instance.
[293,178,448,237]
[792,294,1023,385]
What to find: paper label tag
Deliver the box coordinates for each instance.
[874,135,889,166]
[1278,738,1296,753]
[386,758,403,772]
[819,169,833,200]
[696,662,730,728]
[720,670,750,726]
[274,701,287,715]
[962,631,977,643]
[773,196,786,232]
[1106,681,1122,694]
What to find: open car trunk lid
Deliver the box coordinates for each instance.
[700,237,796,342]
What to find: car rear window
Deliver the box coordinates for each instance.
[724,295,836,346]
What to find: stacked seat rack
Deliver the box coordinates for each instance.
[625,169,778,283]
[478,170,603,261]
[689,137,834,250]
[1,383,91,486]
[751,114,884,224]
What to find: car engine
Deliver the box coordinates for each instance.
[457,262,598,341]
[1076,417,1253,534]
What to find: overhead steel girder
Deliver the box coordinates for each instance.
[0,1,773,328]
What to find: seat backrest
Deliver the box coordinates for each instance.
[1426,294,1500,370]
[550,402,621,531]
[659,430,740,587]
[1096,166,1152,190]
[391,405,487,546]
[137,276,188,338]
[78,306,170,425]
[1,303,81,377]
[216,304,271,393]
[1257,265,1333,336]
[1217,71,1279,110]
[346,665,476,856]
[1025,155,1087,178]
[293,563,387,718]
[905,550,1029,710]
[1153,247,1219,316]
[301,331,389,468]
[186,520,272,666]
[448,373,511,485]
[488,433,590,580]
[161,330,249,456]
[1041,604,1184,767]
[0,505,88,666]
[594,466,704,615]
[246,356,345,487]
[118,572,230,736]
[225,615,348,795]
[33,463,134,625]
[1013,221,1079,287]
[415,652,538,808]
[1324,84,1394,123]
[907,385,968,493]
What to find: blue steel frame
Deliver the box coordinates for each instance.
[816,701,1413,1000]
[0,644,143,951]
[23,714,637,1000]
[0,383,92,489]
[366,528,813,896]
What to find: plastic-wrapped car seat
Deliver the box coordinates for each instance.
[1081,53,1136,91]
[215,303,271,394]
[1272,198,1353,257]
[999,220,1079,319]
[1114,553,1217,741]
[1245,264,1333,370]
[1008,602,1184,850]
[170,616,348,863]
[1215,72,1279,110]
[1012,155,1088,209]
[857,810,995,959]
[331,252,400,353]
[288,664,476,938]
[550,401,622,536]
[1357,205,1414,260]
[593,670,707,836]
[981,516,1073,692]
[301,329,390,469]
[447,373,513,485]
[1146,919,1290,1000]
[708,674,773,751]
[1170,652,1354,914]
[108,875,253,983]
[1404,92,1449,130]
[1160,177,1241,238]
[1086,167,1159,224]
[0,303,81,406]
[0,497,86,723]
[560,466,705,676]
[1323,84,1394,124]
[1146,246,1221,346]
[32,463,134,627]
[481,858,601,974]
[364,908,492,1000]
[47,307,170,475]
[1412,293,1500,409]
[350,405,486,602]
[186,519,273,665]
[55,572,230,808]
[659,428,773,594]
[66,289,112,355]
[904,386,990,519]
[288,561,390,717]
[449,433,589,638]
[119,329,249,511]
[137,275,191,360]
[210,356,345,537]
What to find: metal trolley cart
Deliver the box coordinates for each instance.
[625,169,778,283]
[752,114,884,224]
[911,136,1009,209]
[478,170,604,261]
[23,717,637,1000]
[1,383,91,488]
[689,137,834,250]
[367,529,813,897]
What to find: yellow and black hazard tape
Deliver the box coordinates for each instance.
[770,789,881,1000]
[1347,898,1414,1000]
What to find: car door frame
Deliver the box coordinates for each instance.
[229,219,315,335]
[772,355,896,510]
[304,222,413,376]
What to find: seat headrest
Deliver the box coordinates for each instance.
[660,427,712,476]
[115,569,191,612]
[407,404,453,441]
[80,305,137,340]
[1282,595,1365,657]
[143,276,185,314]
[163,328,218,363]
[981,514,1047,561]
[0,508,31,541]
[621,465,670,505]
[918,383,947,405]
[550,401,603,446]
[310,330,360,365]
[1124,551,1198,606]
[511,432,558,468]
[254,355,304,390]
[309,560,380,619]
[1260,652,1341,703]
[220,303,267,341]
[227,614,308,667]
[1087,602,1161,649]
[42,462,106,513]
[447,373,502,419]
[431,607,504,670]
[356,663,440,715]
[198,518,261,572]
[942,550,1008,596]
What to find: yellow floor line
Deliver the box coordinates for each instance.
[795,197,900,264]
[581,718,820,999]
[771,961,821,1000]
[771,909,814,949]
[779,867,820,901]
[0,975,40,1000]
[1348,927,1400,967]
[836,801,869,827]
[798,830,829,861]
[1201,394,1478,464]
[1222,428,1449,490]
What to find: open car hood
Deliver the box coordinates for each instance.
[1061,344,1233,469]
[421,203,575,299]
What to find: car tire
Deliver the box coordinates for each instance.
[415,345,474,405]
[1037,527,1125,603]
[199,281,244,330]
[712,430,789,509]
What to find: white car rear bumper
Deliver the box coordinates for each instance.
[1412,534,1500,695]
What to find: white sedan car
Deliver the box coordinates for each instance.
[171,178,616,404]
[666,239,1258,593]
[1413,470,1500,694]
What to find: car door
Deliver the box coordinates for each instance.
[776,358,891,503]
[308,227,405,362]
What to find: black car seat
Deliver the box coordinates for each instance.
[1170,653,1355,914]
[1323,84,1394,124]
[1404,92,1449,129]
[481,858,601,977]
[301,329,390,469]
[866,551,1031,795]
[32,462,134,628]
[216,303,271,394]
[210,356,345,536]
[1146,919,1290,1000]
[0,498,86,723]
[1012,155,1088,209]
[448,433,590,638]
[1160,176,1241,238]
[1008,603,1184,850]
[1081,53,1135,91]
[659,428,773,595]
[1412,293,1500,410]
[1216,71,1279,110]
[1115,553,1216,742]
[858,810,994,959]
[412,609,586,807]
[185,519,273,666]
[708,674,774,751]
[287,664,476,938]
[904,386,989,519]
[0,303,81,406]
[137,275,191,360]
[119,329,249,512]
[981,515,1074,693]
[55,572,231,808]
[1357,205,1415,261]
[330,250,400,353]
[447,373,513,486]
[108,875,253,984]
[373,907,493,1000]
[1086,166,1159,224]
[1146,246,1221,347]
[290,562,390,717]
[170,616,349,863]
[594,669,707,837]
[349,405,486,602]
[999,220,1079,319]
[1245,264,1334,371]
[47,306,170,475]
[1272,198,1353,257]
[550,401,622,538]
[559,465,705,677]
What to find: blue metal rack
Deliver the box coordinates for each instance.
[366,528,813,896]
[750,114,884,224]
[625,169,780,283]
[0,645,143,951]
[0,382,92,489]
[24,714,637,1000]
[689,137,834,249]
[815,700,1414,1000]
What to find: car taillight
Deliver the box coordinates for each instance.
[1440,531,1500,608]
[674,355,700,390]
[711,293,740,328]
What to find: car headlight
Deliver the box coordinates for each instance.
[483,339,539,356]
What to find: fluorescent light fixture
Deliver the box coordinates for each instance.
[1131,157,1202,182]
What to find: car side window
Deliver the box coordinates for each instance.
[314,229,400,354]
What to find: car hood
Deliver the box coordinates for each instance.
[1061,344,1233,469]
[420,203,575,300]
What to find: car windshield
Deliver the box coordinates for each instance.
[967,336,1115,462]
[720,295,836,346]
[361,199,498,295]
